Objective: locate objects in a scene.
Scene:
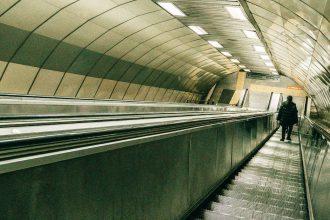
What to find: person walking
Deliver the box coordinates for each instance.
[277,95,298,141]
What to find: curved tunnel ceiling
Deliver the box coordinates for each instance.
[0,0,240,103]
[245,0,329,110]
[0,0,328,109]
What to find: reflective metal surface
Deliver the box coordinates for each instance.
[246,0,330,110]
[300,118,330,220]
[203,131,307,220]
[159,0,275,75]
[0,94,255,117]
[0,112,275,219]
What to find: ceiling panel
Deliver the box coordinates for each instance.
[0,0,328,107]
[155,0,277,75]
[247,0,329,109]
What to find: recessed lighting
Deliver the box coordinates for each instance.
[225,6,247,20]
[239,65,246,68]
[254,45,266,53]
[221,51,232,57]
[243,69,251,72]
[230,58,240,63]
[158,2,186,17]
[188,25,208,35]
[270,68,276,71]
[265,61,274,67]
[260,54,270,60]
[208,40,223,48]
[243,30,258,39]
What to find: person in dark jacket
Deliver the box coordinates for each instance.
[277,95,298,141]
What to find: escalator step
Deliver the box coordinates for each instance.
[199,131,307,219]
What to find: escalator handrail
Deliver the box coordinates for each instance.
[305,117,330,140]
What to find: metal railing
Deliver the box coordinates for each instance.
[298,117,330,220]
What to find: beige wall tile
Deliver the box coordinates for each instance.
[36,10,85,40]
[94,79,116,99]
[0,61,7,79]
[135,85,149,101]
[0,0,58,31]
[0,62,38,94]
[29,69,64,96]
[123,83,140,100]
[153,88,166,101]
[55,72,84,97]
[169,91,179,102]
[162,90,172,102]
[144,87,157,101]
[76,76,102,98]
[110,81,129,100]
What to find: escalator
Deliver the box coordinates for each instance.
[201,130,308,220]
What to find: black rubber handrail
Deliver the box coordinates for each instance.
[306,118,330,140]
[0,113,271,161]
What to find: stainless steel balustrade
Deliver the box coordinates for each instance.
[201,130,307,220]
[299,118,330,220]
[0,94,248,117]
[0,111,276,219]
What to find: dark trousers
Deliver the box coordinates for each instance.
[281,123,293,139]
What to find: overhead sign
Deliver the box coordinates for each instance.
[287,86,303,90]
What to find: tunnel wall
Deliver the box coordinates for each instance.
[0,115,276,219]
[0,0,238,103]
[246,0,330,110]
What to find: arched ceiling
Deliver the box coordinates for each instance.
[0,0,240,103]
[0,0,328,108]
[245,0,329,110]
[159,0,329,109]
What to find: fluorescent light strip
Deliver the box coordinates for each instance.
[254,45,266,53]
[239,65,246,68]
[225,6,247,20]
[260,54,270,60]
[221,51,232,57]
[243,30,258,39]
[230,58,240,63]
[158,2,186,17]
[188,25,208,35]
[265,61,274,67]
[243,69,251,72]
[208,40,223,48]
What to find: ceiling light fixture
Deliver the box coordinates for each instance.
[225,6,247,20]
[157,2,186,17]
[239,65,246,68]
[265,61,274,67]
[243,30,258,39]
[244,69,251,72]
[260,54,270,60]
[254,45,266,53]
[221,51,232,57]
[208,40,223,48]
[230,58,240,63]
[188,25,208,35]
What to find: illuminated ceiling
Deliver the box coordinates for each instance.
[0,0,328,108]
